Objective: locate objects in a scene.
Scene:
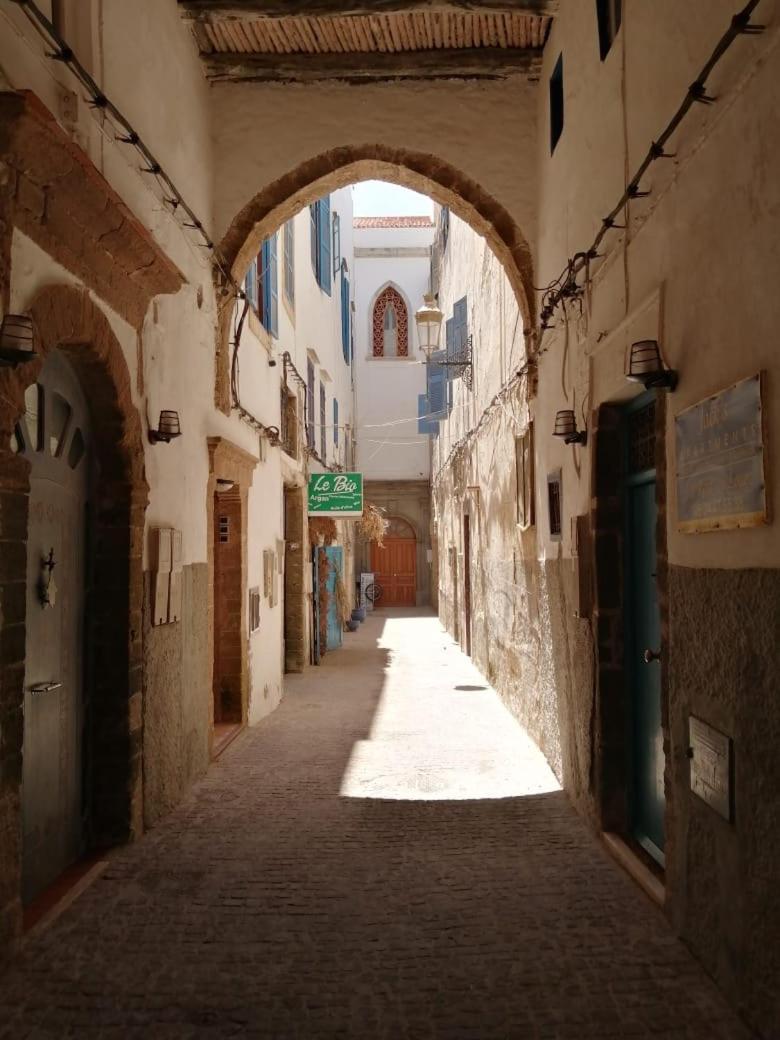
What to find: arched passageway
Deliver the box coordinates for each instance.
[213,149,535,412]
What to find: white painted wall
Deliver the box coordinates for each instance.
[354,223,433,482]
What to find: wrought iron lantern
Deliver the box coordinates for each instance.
[0,313,37,367]
[627,339,677,391]
[149,409,182,444]
[553,409,587,446]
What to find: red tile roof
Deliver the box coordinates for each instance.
[353,216,434,228]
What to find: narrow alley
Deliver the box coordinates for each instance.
[0,611,746,1039]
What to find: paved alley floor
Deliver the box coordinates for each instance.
[0,610,749,1039]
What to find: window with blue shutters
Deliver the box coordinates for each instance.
[417,393,439,436]
[450,296,468,390]
[341,269,350,364]
[283,220,294,306]
[244,259,258,310]
[333,399,339,447]
[332,212,341,276]
[260,234,278,337]
[427,351,448,423]
[309,196,332,295]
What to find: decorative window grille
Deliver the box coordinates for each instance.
[372,286,408,357]
[628,399,656,474]
[547,470,562,539]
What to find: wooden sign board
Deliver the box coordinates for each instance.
[675,372,768,533]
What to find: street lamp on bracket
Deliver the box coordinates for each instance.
[414,293,474,390]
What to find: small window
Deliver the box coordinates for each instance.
[547,470,562,540]
[219,515,230,544]
[441,206,450,249]
[549,53,564,154]
[306,359,315,449]
[596,0,622,61]
[333,398,339,448]
[516,424,535,529]
[24,383,43,453]
[249,587,261,632]
[49,392,72,457]
[67,427,85,470]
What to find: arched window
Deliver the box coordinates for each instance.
[372,286,408,357]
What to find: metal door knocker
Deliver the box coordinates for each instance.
[38,547,57,608]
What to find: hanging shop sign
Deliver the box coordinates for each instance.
[675,372,767,533]
[308,472,364,518]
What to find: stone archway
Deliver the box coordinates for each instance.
[213,146,535,412]
[0,284,148,946]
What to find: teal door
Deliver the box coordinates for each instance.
[623,394,665,866]
[324,546,344,651]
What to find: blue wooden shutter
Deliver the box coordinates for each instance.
[427,351,447,420]
[307,360,315,447]
[310,204,318,275]
[319,381,326,460]
[261,237,277,336]
[244,260,256,310]
[332,212,341,276]
[341,272,350,363]
[284,220,294,304]
[417,393,439,435]
[319,196,332,295]
[333,398,339,447]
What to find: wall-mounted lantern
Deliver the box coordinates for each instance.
[149,409,182,444]
[553,409,587,446]
[627,340,677,391]
[415,293,474,388]
[0,313,37,367]
[414,293,444,356]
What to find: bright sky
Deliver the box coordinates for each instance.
[352,180,433,218]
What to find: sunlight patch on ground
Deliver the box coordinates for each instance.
[340,613,561,801]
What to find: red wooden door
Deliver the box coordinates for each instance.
[371,537,417,607]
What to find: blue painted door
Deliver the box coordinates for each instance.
[623,394,665,865]
[324,546,344,651]
[312,548,321,665]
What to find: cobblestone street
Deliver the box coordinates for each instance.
[0,611,748,1039]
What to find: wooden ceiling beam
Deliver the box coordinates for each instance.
[204,46,541,83]
[178,1,558,23]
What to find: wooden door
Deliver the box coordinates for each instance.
[16,352,91,902]
[370,517,416,607]
[623,394,665,866]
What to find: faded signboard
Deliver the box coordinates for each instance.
[675,373,767,533]
[689,716,733,822]
[307,472,363,518]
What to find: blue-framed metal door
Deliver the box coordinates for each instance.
[324,546,343,651]
[623,392,665,865]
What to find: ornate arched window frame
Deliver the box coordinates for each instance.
[370,283,412,359]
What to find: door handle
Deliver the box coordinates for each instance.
[29,682,62,695]
[643,649,661,664]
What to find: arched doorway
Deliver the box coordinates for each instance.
[0,284,147,923]
[12,351,92,901]
[371,516,417,608]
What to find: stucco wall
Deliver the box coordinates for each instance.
[354,223,432,482]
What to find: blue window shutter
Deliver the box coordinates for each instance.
[270,233,278,337]
[427,351,447,417]
[261,239,271,330]
[244,262,256,310]
[284,220,294,305]
[445,317,454,357]
[332,212,341,277]
[319,196,332,295]
[418,393,439,435]
[341,273,350,362]
[310,204,318,275]
[453,296,468,350]
[333,398,339,446]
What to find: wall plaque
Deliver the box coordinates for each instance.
[675,372,767,533]
[689,716,733,822]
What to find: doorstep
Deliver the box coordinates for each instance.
[23,855,108,940]
[602,831,665,907]
[212,722,244,759]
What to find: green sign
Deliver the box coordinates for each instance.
[308,472,363,518]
